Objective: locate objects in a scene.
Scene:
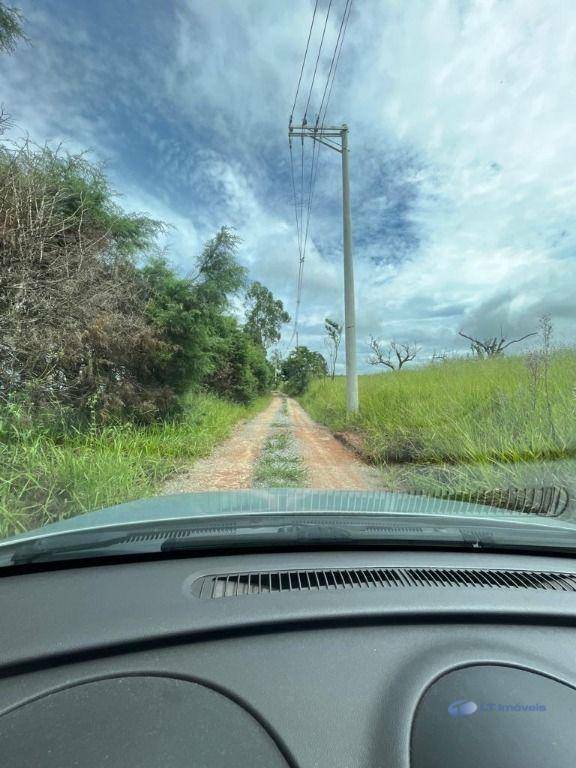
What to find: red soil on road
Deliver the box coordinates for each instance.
[163,394,382,492]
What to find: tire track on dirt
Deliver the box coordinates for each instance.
[286,398,383,490]
[162,396,282,493]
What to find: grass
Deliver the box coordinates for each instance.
[0,392,270,538]
[299,351,576,496]
[253,397,307,488]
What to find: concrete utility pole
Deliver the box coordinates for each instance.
[288,122,359,414]
[339,125,358,414]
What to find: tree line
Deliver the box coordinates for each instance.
[0,140,297,423]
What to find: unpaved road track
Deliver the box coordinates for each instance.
[286,398,382,490]
[163,397,279,493]
[164,394,382,493]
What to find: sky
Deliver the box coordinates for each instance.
[2,0,576,370]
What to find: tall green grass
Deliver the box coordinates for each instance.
[0,392,270,537]
[300,352,576,495]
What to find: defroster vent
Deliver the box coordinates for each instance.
[191,567,576,599]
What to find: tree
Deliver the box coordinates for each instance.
[142,229,263,399]
[194,227,246,313]
[268,349,284,387]
[0,3,26,54]
[244,281,290,348]
[324,318,343,380]
[140,257,208,391]
[208,318,272,404]
[368,337,419,370]
[281,346,327,395]
[0,142,169,421]
[458,329,537,358]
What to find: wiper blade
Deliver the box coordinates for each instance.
[2,514,460,566]
[7,531,134,566]
[4,510,576,568]
[4,519,247,566]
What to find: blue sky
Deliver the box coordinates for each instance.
[3,0,576,368]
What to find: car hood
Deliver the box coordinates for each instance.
[3,488,572,547]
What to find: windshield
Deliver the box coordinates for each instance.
[1,1,575,560]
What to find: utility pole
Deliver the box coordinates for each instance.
[340,125,358,414]
[288,122,359,414]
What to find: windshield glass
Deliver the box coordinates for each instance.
[1,0,575,559]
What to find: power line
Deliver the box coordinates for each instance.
[290,0,337,350]
[300,0,352,300]
[303,0,333,121]
[286,0,353,354]
[288,137,302,262]
[316,0,353,126]
[301,131,320,274]
[300,132,305,265]
[289,0,320,122]
[287,0,323,351]
[303,0,353,257]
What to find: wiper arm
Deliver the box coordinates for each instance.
[4,511,576,568]
[7,531,133,566]
[5,515,453,566]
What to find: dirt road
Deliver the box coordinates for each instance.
[285,398,382,490]
[163,394,382,493]
[163,397,279,493]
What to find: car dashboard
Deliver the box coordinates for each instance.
[2,549,576,767]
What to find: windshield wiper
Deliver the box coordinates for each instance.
[4,510,576,570]
[0,515,455,566]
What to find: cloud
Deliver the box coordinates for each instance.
[4,0,576,369]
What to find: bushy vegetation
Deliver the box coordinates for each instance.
[0,392,269,537]
[300,351,576,492]
[0,142,276,420]
[281,346,327,395]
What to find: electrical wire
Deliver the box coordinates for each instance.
[316,0,353,126]
[286,0,353,353]
[303,0,333,122]
[289,0,320,123]
[288,137,302,263]
[287,0,323,350]
[300,0,352,294]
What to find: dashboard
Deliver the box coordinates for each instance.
[2,549,576,767]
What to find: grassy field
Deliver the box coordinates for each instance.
[0,392,270,538]
[300,352,576,496]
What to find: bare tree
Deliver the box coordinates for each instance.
[368,337,419,370]
[0,106,11,135]
[324,318,343,379]
[458,329,537,358]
